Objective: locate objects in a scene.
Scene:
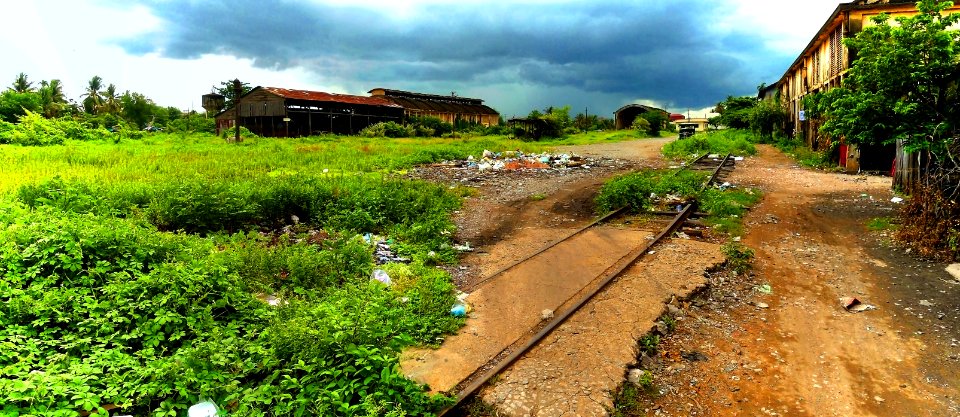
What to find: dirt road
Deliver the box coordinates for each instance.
[643,145,960,416]
[407,138,960,416]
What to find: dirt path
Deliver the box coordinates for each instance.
[641,145,960,416]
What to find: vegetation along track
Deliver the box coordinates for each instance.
[440,155,739,415]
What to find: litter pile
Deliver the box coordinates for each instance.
[437,149,594,171]
[364,233,410,265]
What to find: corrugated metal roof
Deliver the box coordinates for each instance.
[260,87,402,108]
[369,88,486,106]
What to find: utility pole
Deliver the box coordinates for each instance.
[233,79,242,143]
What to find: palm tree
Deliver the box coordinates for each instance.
[39,79,66,118]
[82,75,104,114]
[11,72,33,93]
[102,83,122,114]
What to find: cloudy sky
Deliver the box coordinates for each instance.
[2,0,841,117]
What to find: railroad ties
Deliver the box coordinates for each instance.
[434,155,739,416]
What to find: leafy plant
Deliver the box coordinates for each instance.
[722,241,755,274]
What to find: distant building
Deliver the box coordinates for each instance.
[675,117,710,133]
[368,88,500,126]
[213,86,403,137]
[613,104,668,130]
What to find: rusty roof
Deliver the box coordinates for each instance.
[259,87,402,108]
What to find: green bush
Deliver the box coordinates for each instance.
[0,199,459,416]
[361,121,414,138]
[662,129,757,159]
[595,170,703,213]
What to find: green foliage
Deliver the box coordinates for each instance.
[638,334,660,356]
[813,1,960,153]
[594,170,703,213]
[0,193,460,415]
[713,96,756,129]
[407,116,453,137]
[750,99,787,140]
[167,113,216,134]
[866,217,897,232]
[661,129,757,159]
[0,112,112,146]
[630,117,650,136]
[640,111,668,136]
[0,90,43,123]
[526,105,572,139]
[722,242,755,274]
[361,121,415,138]
[770,134,832,169]
[212,80,253,111]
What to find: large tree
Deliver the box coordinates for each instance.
[82,75,105,114]
[211,79,252,110]
[11,72,34,93]
[38,79,67,118]
[102,83,122,114]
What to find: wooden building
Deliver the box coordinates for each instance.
[774,0,960,175]
[368,88,500,126]
[214,87,404,137]
[614,104,668,130]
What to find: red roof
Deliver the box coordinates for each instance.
[669,113,685,121]
[260,87,402,108]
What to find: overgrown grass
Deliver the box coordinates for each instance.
[0,126,678,415]
[867,216,897,232]
[771,136,833,169]
[661,129,757,160]
[594,169,762,237]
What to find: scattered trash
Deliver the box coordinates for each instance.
[541,309,554,320]
[717,181,734,190]
[756,302,769,309]
[891,197,904,203]
[675,231,690,240]
[647,250,656,255]
[755,284,773,294]
[732,236,742,242]
[453,242,474,252]
[734,156,744,161]
[450,302,468,317]
[366,235,410,265]
[434,149,598,172]
[946,263,960,282]
[920,300,934,307]
[188,400,220,417]
[841,297,876,313]
[451,292,471,317]
[371,269,392,286]
[628,368,646,385]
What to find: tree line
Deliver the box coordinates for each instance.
[0,73,207,132]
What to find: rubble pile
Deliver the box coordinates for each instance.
[441,149,594,171]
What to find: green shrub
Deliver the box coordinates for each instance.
[361,121,414,138]
[662,129,757,159]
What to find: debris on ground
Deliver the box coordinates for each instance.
[364,233,410,264]
[451,150,596,171]
[371,269,393,286]
[755,284,773,294]
[541,309,555,320]
[840,296,877,313]
[946,263,960,282]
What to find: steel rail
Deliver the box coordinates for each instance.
[439,204,694,415]
[464,205,630,292]
[704,153,733,189]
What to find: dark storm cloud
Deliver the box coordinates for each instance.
[115,0,794,114]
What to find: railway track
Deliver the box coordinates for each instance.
[438,154,738,415]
